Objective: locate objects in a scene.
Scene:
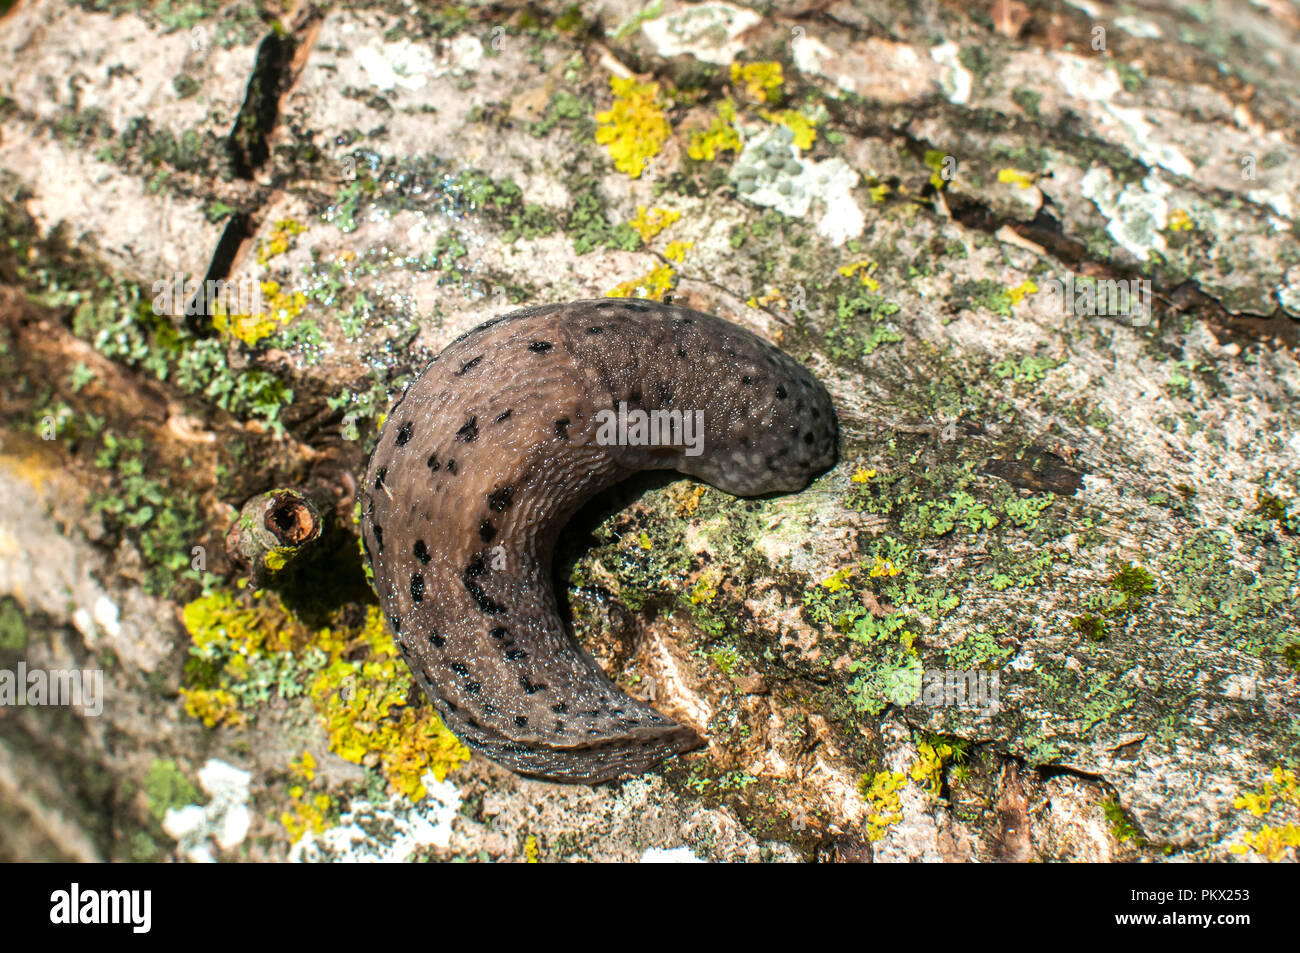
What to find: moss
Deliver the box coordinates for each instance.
[0,597,27,652]
[143,759,201,822]
[825,292,902,362]
[1102,797,1147,847]
[564,172,641,255]
[89,431,208,596]
[1072,614,1107,641]
[1011,88,1041,119]
[527,90,591,139]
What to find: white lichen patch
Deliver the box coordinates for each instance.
[640,2,761,65]
[929,42,972,106]
[353,34,483,91]
[1114,16,1163,39]
[1055,54,1195,178]
[730,126,863,246]
[162,759,252,863]
[1080,167,1171,261]
[1277,265,1300,316]
[641,846,705,862]
[290,775,461,863]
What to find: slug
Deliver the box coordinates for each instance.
[360,298,837,782]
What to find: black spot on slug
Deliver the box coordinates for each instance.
[414,540,431,563]
[494,409,512,424]
[456,417,478,442]
[429,633,446,648]
[528,341,552,352]
[520,676,546,695]
[554,418,569,439]
[426,453,440,471]
[488,487,513,511]
[514,716,529,727]
[446,459,457,474]
[478,520,497,542]
[450,662,468,675]
[395,423,412,446]
[776,384,788,399]
[374,467,387,490]
[489,627,508,639]
[411,572,425,603]
[463,556,505,615]
[505,648,527,661]
[455,355,484,376]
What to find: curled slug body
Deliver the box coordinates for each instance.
[360,299,837,782]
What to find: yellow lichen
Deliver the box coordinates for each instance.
[1166,208,1194,231]
[212,219,308,346]
[1230,766,1300,861]
[869,556,901,578]
[523,834,540,863]
[628,205,681,243]
[997,168,1035,188]
[663,240,693,263]
[179,687,245,728]
[820,567,855,592]
[180,591,469,803]
[256,218,307,266]
[851,468,877,483]
[687,99,741,161]
[1007,280,1038,306]
[868,183,890,204]
[595,77,671,178]
[282,790,335,841]
[606,263,677,299]
[910,741,959,799]
[731,61,783,103]
[760,108,816,150]
[838,259,879,291]
[1231,824,1300,862]
[746,287,786,309]
[309,607,470,800]
[859,770,906,841]
[690,572,718,605]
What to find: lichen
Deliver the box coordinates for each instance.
[606,263,677,300]
[687,99,741,161]
[595,77,671,178]
[1230,766,1300,861]
[180,589,469,802]
[730,61,784,103]
[859,770,906,841]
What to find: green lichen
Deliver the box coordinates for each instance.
[143,759,201,822]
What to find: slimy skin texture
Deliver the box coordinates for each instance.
[360,299,837,782]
